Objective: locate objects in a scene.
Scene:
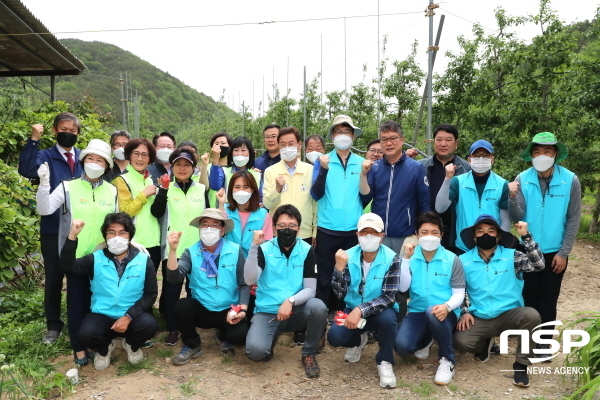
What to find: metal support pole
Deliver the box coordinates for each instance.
[50,75,56,102]
[426,1,436,156]
[119,73,127,130]
[303,66,307,161]
[242,101,245,136]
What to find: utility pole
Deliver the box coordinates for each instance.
[134,88,140,138]
[119,73,127,130]
[286,56,290,126]
[344,17,347,108]
[303,66,307,161]
[425,0,438,157]
[242,101,245,136]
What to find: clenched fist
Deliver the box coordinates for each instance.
[37,162,50,186]
[403,243,416,259]
[362,160,373,175]
[31,124,44,141]
[334,249,349,271]
[168,231,182,250]
[515,221,528,237]
[216,188,226,204]
[508,181,519,198]
[252,230,265,245]
[319,155,330,170]
[200,152,210,166]
[445,163,457,179]
[275,175,286,193]
[69,219,85,239]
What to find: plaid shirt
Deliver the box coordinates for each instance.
[332,256,401,318]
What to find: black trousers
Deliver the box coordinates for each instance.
[79,312,158,356]
[175,298,249,349]
[66,274,91,352]
[41,233,64,331]
[146,246,162,273]
[523,251,567,338]
[315,229,358,311]
[159,260,184,332]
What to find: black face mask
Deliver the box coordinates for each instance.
[56,131,78,148]
[277,228,297,249]
[476,233,498,250]
[219,146,230,159]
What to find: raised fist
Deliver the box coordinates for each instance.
[445,163,457,179]
[252,230,265,245]
[515,221,529,237]
[508,181,520,198]
[37,162,50,186]
[361,160,373,175]
[334,249,349,271]
[31,124,43,141]
[319,155,330,170]
[403,243,416,259]
[168,231,182,250]
[70,219,85,237]
[275,175,286,193]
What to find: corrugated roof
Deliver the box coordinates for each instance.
[0,0,85,77]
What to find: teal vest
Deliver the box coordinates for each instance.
[344,244,399,312]
[188,239,240,312]
[408,246,458,316]
[455,171,507,251]
[317,151,364,231]
[90,250,147,319]
[255,239,311,314]
[459,246,522,319]
[166,181,206,258]
[520,166,574,253]
[226,208,268,257]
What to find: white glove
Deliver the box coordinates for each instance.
[37,162,50,186]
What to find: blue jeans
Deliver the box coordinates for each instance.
[328,307,398,365]
[395,305,458,364]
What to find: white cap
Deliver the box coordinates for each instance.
[357,213,384,232]
[79,139,114,168]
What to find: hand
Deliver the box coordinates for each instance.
[344,307,362,329]
[275,175,286,193]
[211,142,222,163]
[216,188,226,204]
[405,148,418,159]
[508,181,520,198]
[445,163,457,179]
[227,309,246,325]
[159,174,170,189]
[457,313,475,331]
[37,162,50,186]
[334,249,349,271]
[311,237,316,248]
[319,155,330,170]
[277,300,293,321]
[143,185,157,198]
[252,167,261,173]
[552,254,567,274]
[168,231,182,251]
[431,304,449,322]
[515,221,529,237]
[31,124,43,141]
[69,219,85,240]
[200,152,210,166]
[252,230,265,245]
[403,243,415,259]
[111,316,131,333]
[361,160,373,175]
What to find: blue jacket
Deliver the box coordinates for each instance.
[254,151,281,175]
[361,152,431,238]
[18,140,82,234]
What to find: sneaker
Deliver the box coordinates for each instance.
[512,362,530,387]
[263,347,275,362]
[367,330,378,344]
[121,339,144,364]
[535,343,554,362]
[294,330,306,346]
[475,337,493,362]
[74,352,89,367]
[164,331,179,346]
[344,332,368,363]
[94,339,117,370]
[213,331,235,356]
[377,361,396,388]
[434,357,456,385]
[490,341,500,354]
[302,355,321,378]
[140,340,154,349]
[172,344,202,366]
[43,330,61,344]
[414,339,434,360]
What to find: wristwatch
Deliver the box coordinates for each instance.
[287,296,295,305]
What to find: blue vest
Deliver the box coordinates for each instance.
[459,246,522,319]
[188,239,241,312]
[408,245,459,316]
[520,166,574,253]
[455,171,507,251]
[344,244,399,312]
[255,239,311,314]
[317,151,364,231]
[90,251,147,320]
[226,208,268,257]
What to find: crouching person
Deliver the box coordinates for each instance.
[454,215,543,387]
[167,208,249,365]
[59,213,158,371]
[245,204,328,378]
[327,213,400,389]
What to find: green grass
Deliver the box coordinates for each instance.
[179,381,197,397]
[448,383,458,391]
[116,358,155,376]
[411,381,436,397]
[154,347,175,359]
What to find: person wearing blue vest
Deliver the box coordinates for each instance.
[166,208,249,365]
[59,213,158,371]
[436,140,510,254]
[454,215,544,387]
[394,212,465,386]
[18,113,83,344]
[327,213,400,389]
[245,204,328,378]
[508,132,581,361]
[311,115,366,315]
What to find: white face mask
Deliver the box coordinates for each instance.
[358,234,381,253]
[333,135,352,151]
[470,157,492,174]
[306,151,323,163]
[232,190,252,205]
[280,146,299,162]
[107,236,129,255]
[84,162,105,179]
[200,227,221,246]
[418,235,441,252]
[156,148,173,164]
[113,148,125,161]
[532,155,555,172]
[232,155,249,167]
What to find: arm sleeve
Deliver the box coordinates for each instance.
[558,176,582,258]
[209,165,225,191]
[244,244,264,285]
[357,258,400,317]
[446,287,466,310]
[508,175,525,222]
[114,176,147,216]
[359,170,374,206]
[332,268,349,299]
[36,182,65,216]
[293,278,316,305]
[150,187,168,219]
[18,139,42,179]
[126,256,158,319]
[166,248,192,284]
[58,238,95,277]
[261,213,274,240]
[499,208,511,231]
[514,235,545,273]
[399,259,412,293]
[236,248,250,306]
[450,256,466,288]
[302,247,317,279]
[310,159,327,200]
[435,178,453,213]
[416,164,432,213]
[262,169,281,211]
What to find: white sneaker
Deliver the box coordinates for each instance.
[122,338,144,364]
[434,357,456,385]
[344,332,368,363]
[377,361,396,388]
[94,339,117,370]
[414,339,434,360]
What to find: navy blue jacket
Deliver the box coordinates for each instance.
[254,152,281,175]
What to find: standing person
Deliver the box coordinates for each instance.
[209,136,261,199]
[419,124,471,252]
[359,120,430,254]
[147,132,176,186]
[18,112,83,343]
[104,130,131,183]
[363,139,384,214]
[327,213,400,389]
[508,132,581,360]
[311,115,366,315]
[254,124,281,173]
[177,141,209,188]
[304,134,325,165]
[206,132,232,208]
[435,140,510,254]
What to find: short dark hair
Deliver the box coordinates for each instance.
[433,124,459,140]
[109,130,131,146]
[227,170,260,212]
[101,212,136,240]
[366,138,381,150]
[152,132,176,147]
[272,204,302,227]
[305,134,325,148]
[278,126,301,143]
[415,211,444,233]
[263,124,281,134]
[378,120,403,137]
[227,136,255,168]
[169,146,198,168]
[124,138,157,164]
[209,132,233,148]
[177,140,198,153]
[53,112,81,134]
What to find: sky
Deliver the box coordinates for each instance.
[20,0,600,117]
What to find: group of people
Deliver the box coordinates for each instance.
[17,112,580,390]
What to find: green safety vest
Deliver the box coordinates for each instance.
[121,165,160,248]
[166,181,206,258]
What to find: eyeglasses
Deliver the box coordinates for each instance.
[156,144,174,150]
[264,135,278,140]
[112,143,127,148]
[367,148,383,154]
[333,130,353,135]
[470,154,493,160]
[201,223,223,229]
[131,151,149,159]
[379,136,401,144]
[276,223,298,229]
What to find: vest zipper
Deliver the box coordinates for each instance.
[385,163,394,234]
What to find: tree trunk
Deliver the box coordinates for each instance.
[589,179,600,234]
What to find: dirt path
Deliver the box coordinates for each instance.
[58,241,600,400]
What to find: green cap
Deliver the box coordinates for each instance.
[521,132,568,162]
